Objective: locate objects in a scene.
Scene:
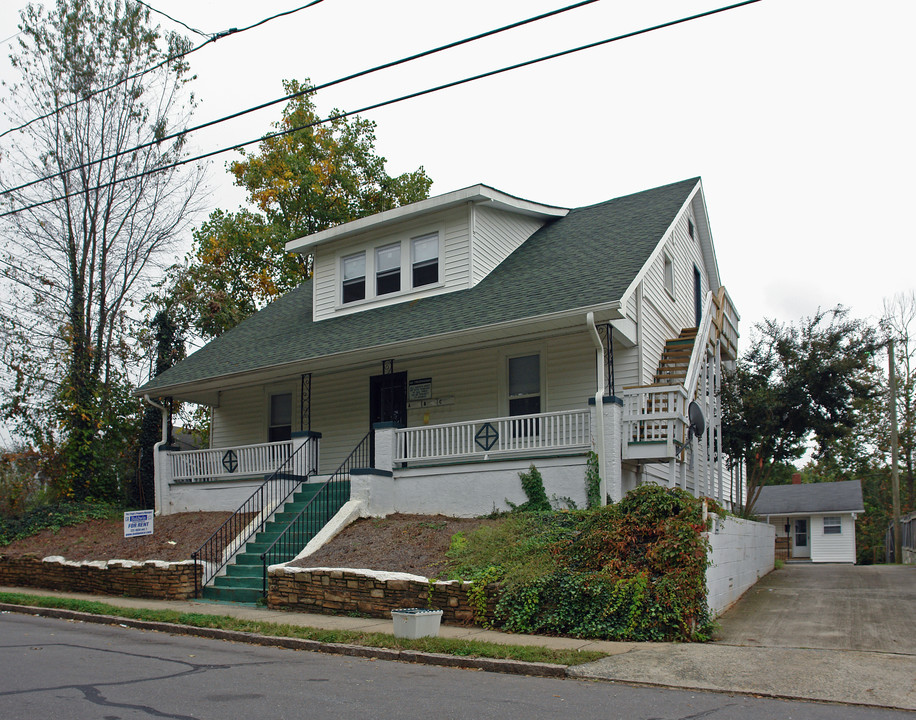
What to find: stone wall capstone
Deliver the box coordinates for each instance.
[0,555,201,600]
[268,566,497,624]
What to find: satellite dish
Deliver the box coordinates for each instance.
[688,401,705,438]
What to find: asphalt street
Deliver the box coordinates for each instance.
[1,613,911,720]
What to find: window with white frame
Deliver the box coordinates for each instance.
[411,233,439,288]
[663,253,674,297]
[508,354,541,417]
[268,392,292,442]
[375,243,401,296]
[341,252,366,303]
[823,516,842,534]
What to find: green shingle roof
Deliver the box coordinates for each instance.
[139,177,699,394]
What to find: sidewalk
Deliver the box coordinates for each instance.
[2,585,914,711]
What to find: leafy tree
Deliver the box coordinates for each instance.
[171,78,432,339]
[721,307,878,515]
[0,0,204,501]
[133,305,185,509]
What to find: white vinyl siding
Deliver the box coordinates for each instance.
[638,211,709,385]
[210,386,269,448]
[472,205,545,285]
[810,513,857,563]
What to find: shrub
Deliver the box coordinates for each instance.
[447,484,712,641]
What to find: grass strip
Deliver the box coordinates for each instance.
[0,591,606,667]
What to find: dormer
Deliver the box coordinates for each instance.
[286,185,568,322]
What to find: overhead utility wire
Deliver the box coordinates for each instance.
[0,0,761,219]
[0,0,600,198]
[135,1,210,38]
[0,0,326,141]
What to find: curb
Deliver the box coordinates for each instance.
[0,602,567,679]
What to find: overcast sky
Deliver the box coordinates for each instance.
[1,0,914,396]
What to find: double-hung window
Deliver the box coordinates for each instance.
[375,243,401,296]
[268,392,292,442]
[411,233,439,288]
[508,354,541,437]
[342,252,366,304]
[823,516,842,535]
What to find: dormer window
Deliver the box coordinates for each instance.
[376,243,401,296]
[412,233,439,288]
[342,252,366,304]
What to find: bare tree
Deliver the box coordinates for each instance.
[883,291,916,508]
[0,0,204,499]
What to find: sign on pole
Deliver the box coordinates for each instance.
[124,510,154,538]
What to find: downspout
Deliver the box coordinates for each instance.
[143,395,169,515]
[586,312,608,506]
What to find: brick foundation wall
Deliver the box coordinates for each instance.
[268,567,497,624]
[0,555,201,600]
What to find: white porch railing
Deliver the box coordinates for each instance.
[394,409,591,464]
[622,385,688,460]
[168,440,294,483]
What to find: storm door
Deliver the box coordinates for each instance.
[369,372,407,465]
[793,518,810,558]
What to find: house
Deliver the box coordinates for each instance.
[754,479,864,563]
[136,177,743,599]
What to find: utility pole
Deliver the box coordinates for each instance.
[889,338,902,564]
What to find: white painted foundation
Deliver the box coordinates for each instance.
[351,455,590,518]
[706,513,775,616]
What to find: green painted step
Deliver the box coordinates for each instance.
[213,574,261,589]
[225,563,262,578]
[201,480,352,603]
[201,585,261,604]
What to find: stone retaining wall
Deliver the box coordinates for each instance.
[0,555,201,600]
[268,566,496,624]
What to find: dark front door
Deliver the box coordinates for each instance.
[694,266,703,328]
[369,372,407,465]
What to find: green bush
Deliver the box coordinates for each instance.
[0,502,119,546]
[447,484,712,641]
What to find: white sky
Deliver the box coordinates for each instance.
[1,0,914,428]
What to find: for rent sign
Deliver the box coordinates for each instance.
[124,510,154,538]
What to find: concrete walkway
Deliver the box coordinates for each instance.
[3,566,915,711]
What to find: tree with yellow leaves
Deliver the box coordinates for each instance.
[171,79,432,339]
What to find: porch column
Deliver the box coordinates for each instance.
[154,442,177,516]
[590,397,623,503]
[291,430,321,477]
[371,422,397,474]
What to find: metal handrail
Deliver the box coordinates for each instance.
[191,436,318,597]
[260,432,371,596]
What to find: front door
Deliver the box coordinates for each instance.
[793,518,810,558]
[369,372,407,465]
[693,266,703,328]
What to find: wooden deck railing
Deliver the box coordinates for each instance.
[394,409,591,464]
[168,440,294,483]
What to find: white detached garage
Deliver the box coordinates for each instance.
[755,480,864,564]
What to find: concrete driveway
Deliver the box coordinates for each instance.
[716,563,916,655]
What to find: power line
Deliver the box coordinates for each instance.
[0,0,601,198]
[0,0,762,220]
[0,0,326,141]
[135,1,210,38]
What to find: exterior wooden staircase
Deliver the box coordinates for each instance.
[653,328,697,385]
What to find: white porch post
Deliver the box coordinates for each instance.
[590,398,623,503]
[154,442,173,516]
[372,422,396,474]
[291,430,321,477]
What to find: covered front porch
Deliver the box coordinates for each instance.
[155,403,612,516]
